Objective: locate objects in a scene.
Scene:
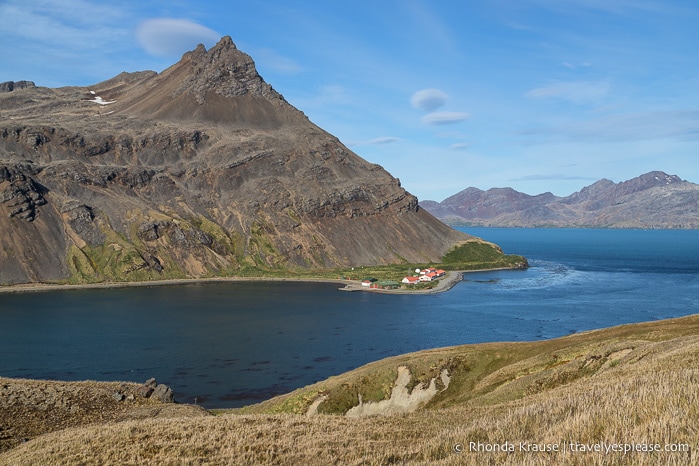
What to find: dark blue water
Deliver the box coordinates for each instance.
[0,228,697,408]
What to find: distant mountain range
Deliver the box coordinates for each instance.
[421,171,699,228]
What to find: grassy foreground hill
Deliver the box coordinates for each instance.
[2,314,698,465]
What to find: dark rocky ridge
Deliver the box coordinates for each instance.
[0,81,36,93]
[0,36,467,285]
[422,171,699,228]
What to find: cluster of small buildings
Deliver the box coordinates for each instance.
[352,267,447,291]
[360,277,401,289]
[401,267,446,285]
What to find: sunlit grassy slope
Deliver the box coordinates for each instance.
[2,314,698,465]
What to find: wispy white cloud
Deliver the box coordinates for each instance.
[406,1,457,54]
[422,111,470,125]
[250,47,302,74]
[0,0,129,50]
[508,173,597,182]
[449,142,470,150]
[347,136,401,147]
[0,0,139,85]
[436,131,468,139]
[367,136,401,145]
[136,18,220,57]
[525,79,611,104]
[519,109,699,143]
[410,88,448,112]
[316,85,352,105]
[286,84,354,111]
[561,61,592,69]
[543,0,680,17]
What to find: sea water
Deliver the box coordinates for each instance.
[0,228,697,408]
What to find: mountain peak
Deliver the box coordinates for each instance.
[635,171,683,187]
[182,36,237,62]
[172,36,277,102]
[214,35,236,50]
[112,36,290,124]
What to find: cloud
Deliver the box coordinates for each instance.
[0,0,128,51]
[525,80,611,104]
[549,0,678,16]
[519,109,699,144]
[411,89,470,126]
[0,0,137,85]
[289,84,353,110]
[136,18,220,57]
[449,142,469,150]
[562,61,593,69]
[508,174,597,182]
[436,131,468,139]
[251,47,302,74]
[421,111,470,125]
[313,85,352,105]
[347,136,401,147]
[367,137,401,145]
[406,2,457,53]
[410,89,449,112]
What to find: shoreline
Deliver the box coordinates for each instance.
[339,267,524,295]
[0,276,346,295]
[0,267,522,296]
[338,270,464,294]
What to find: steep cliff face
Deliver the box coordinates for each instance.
[423,171,699,228]
[0,37,467,285]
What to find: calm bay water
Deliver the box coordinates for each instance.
[1,228,697,408]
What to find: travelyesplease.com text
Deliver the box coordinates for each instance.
[453,441,691,455]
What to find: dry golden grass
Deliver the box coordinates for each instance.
[0,378,209,454]
[2,314,698,465]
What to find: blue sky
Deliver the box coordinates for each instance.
[2,1,698,201]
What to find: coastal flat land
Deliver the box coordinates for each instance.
[0,269,471,295]
[0,238,527,295]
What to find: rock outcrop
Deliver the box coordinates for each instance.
[422,171,699,228]
[0,36,467,285]
[0,81,36,93]
[136,378,175,403]
[0,376,205,453]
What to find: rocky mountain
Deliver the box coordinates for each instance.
[422,171,699,228]
[0,36,468,285]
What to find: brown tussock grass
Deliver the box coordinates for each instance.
[0,378,209,454]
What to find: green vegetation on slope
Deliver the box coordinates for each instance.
[236,314,699,416]
[231,239,527,284]
[58,209,526,288]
